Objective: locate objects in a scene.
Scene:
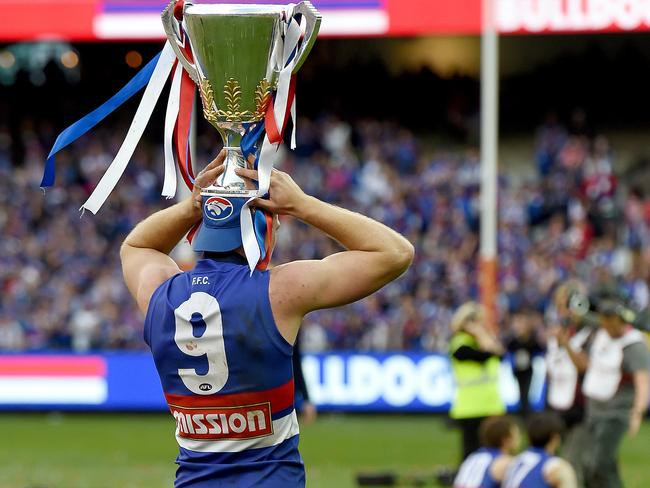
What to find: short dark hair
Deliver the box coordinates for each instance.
[526,412,565,448]
[479,416,518,448]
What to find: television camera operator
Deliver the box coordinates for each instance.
[557,287,649,488]
[545,280,595,487]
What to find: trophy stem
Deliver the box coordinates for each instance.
[214,129,250,193]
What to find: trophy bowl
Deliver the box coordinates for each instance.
[162,1,321,196]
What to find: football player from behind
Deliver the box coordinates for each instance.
[503,412,576,488]
[119,151,414,487]
[453,416,520,488]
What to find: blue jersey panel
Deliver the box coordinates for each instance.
[175,436,304,488]
[503,448,553,488]
[145,257,293,396]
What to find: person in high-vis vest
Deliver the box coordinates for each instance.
[449,302,506,462]
[562,291,649,488]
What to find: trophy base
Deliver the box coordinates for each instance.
[201,186,259,199]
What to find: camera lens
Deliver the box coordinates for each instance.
[568,293,590,317]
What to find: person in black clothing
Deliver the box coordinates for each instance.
[293,330,317,425]
[506,310,544,418]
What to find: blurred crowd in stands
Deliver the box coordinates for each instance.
[0,110,649,352]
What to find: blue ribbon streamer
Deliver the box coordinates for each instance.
[240,120,271,262]
[253,209,268,262]
[41,51,162,188]
[240,121,266,173]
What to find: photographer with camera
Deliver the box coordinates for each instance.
[545,281,595,487]
[559,288,649,488]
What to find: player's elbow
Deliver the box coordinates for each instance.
[386,238,415,275]
[119,241,132,264]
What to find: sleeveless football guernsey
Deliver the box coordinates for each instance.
[144,255,303,487]
[453,447,501,488]
[503,447,555,488]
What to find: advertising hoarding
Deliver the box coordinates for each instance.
[0,352,546,412]
[3,0,650,41]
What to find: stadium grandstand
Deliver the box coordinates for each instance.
[1,110,648,353]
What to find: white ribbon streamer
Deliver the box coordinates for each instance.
[272,19,301,135]
[162,61,184,198]
[240,12,303,273]
[240,134,282,271]
[240,200,261,271]
[81,42,176,214]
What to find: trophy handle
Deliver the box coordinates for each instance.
[161,0,200,84]
[290,2,322,74]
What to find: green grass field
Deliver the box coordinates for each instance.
[0,413,647,488]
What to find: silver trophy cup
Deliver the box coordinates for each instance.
[162,1,321,195]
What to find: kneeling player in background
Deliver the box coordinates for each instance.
[503,412,576,488]
[453,416,520,488]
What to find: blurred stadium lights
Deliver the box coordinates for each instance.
[0,42,80,86]
[0,50,17,85]
[125,50,143,69]
[5,0,650,42]
[60,50,79,69]
[0,51,16,69]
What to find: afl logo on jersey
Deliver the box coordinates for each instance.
[204,197,234,222]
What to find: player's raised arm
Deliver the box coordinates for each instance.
[120,152,226,313]
[235,166,414,343]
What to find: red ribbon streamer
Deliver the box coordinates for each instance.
[175,68,195,189]
[256,211,275,271]
[264,74,297,144]
[171,0,200,244]
[187,220,201,244]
